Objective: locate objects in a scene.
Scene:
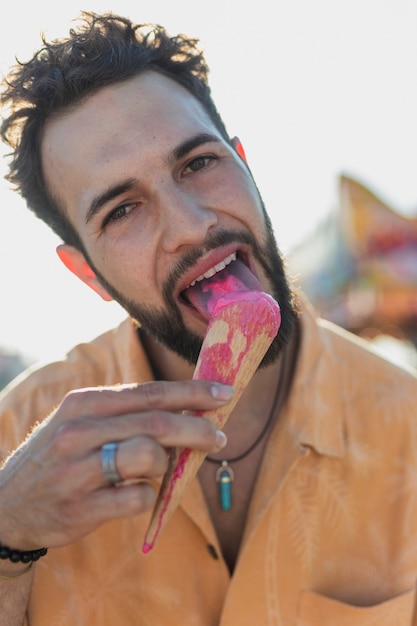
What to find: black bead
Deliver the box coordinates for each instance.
[9,551,21,563]
[0,543,48,563]
[0,547,10,559]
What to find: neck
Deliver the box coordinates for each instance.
[139,330,195,381]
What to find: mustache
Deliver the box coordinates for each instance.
[162,229,263,304]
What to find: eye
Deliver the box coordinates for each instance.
[183,155,217,175]
[102,203,137,228]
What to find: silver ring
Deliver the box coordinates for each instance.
[101,442,123,485]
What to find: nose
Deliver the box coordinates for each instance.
[160,185,218,253]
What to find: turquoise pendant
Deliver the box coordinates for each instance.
[216,461,235,511]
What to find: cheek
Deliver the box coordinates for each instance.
[200,160,250,203]
[92,237,160,302]
[220,169,265,227]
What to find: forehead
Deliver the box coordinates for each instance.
[41,71,219,215]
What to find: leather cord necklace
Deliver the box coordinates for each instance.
[205,343,289,512]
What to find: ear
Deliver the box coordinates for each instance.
[56,244,113,302]
[231,136,248,163]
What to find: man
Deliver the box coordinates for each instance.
[1,11,416,625]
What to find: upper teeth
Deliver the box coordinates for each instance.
[188,252,236,287]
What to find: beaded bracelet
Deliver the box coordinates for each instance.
[0,544,48,564]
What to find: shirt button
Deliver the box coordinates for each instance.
[207,543,219,560]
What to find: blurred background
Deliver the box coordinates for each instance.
[1,0,416,389]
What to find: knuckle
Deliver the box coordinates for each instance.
[60,388,92,416]
[62,386,112,414]
[136,437,157,467]
[113,483,155,517]
[138,381,166,407]
[189,415,217,446]
[186,379,209,398]
[129,483,155,515]
[141,411,172,438]
[51,421,86,455]
[200,417,217,442]
[60,389,81,413]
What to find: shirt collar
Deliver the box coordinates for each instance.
[287,293,346,459]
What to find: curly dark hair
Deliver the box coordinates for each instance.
[1,12,230,250]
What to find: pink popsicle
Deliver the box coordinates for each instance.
[142,289,281,553]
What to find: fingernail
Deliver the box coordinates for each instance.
[211,384,234,401]
[215,429,228,450]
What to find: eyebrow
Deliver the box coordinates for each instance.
[85,133,221,224]
[167,132,221,164]
[85,178,137,224]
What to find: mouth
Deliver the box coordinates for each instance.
[187,251,237,287]
[179,249,262,321]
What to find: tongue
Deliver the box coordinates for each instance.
[184,258,261,319]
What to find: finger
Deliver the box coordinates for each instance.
[91,482,157,521]
[100,436,169,484]
[89,414,223,485]
[116,412,226,450]
[42,482,158,544]
[54,410,225,491]
[48,407,227,463]
[58,380,234,421]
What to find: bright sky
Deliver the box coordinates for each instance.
[1,0,416,363]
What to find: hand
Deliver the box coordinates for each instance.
[0,381,231,551]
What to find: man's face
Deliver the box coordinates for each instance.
[41,71,295,364]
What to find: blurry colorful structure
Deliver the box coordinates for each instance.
[289,175,417,362]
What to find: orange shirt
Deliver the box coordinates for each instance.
[1,297,417,625]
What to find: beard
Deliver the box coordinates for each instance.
[88,212,298,367]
